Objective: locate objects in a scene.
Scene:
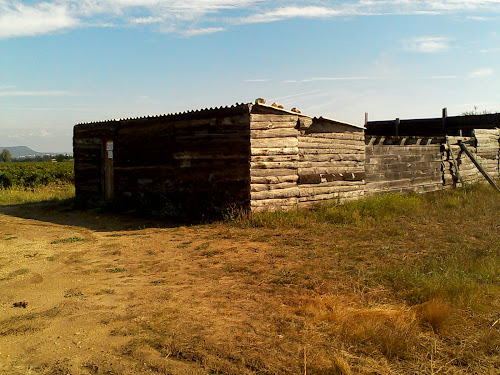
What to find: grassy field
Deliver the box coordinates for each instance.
[0,182,498,374]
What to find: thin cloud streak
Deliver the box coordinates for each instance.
[0,90,75,97]
[283,75,460,83]
[2,0,500,39]
[469,68,494,78]
[404,36,452,53]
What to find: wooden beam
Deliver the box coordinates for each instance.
[457,140,500,191]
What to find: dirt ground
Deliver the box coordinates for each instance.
[1,203,311,375]
[0,199,499,375]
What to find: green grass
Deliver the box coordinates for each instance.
[232,183,497,229]
[230,182,500,310]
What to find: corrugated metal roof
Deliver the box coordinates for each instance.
[75,100,362,129]
[75,102,251,125]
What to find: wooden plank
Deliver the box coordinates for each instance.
[251,175,298,184]
[303,133,365,140]
[251,168,298,177]
[300,154,364,162]
[298,161,364,169]
[298,165,364,174]
[250,197,299,207]
[251,138,298,149]
[251,147,299,156]
[251,128,299,138]
[251,187,300,200]
[250,161,298,170]
[251,155,300,163]
[299,185,364,197]
[299,143,365,151]
[251,182,297,192]
[299,181,365,188]
[250,114,298,123]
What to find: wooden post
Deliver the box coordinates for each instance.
[395,118,400,137]
[364,112,368,126]
[445,136,465,187]
[442,108,447,134]
[104,140,114,199]
[458,140,500,191]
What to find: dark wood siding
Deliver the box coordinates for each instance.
[74,106,251,214]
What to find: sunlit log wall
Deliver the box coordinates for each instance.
[475,129,500,178]
[365,132,499,195]
[249,106,366,212]
[364,137,444,195]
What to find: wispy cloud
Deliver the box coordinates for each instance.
[283,75,460,83]
[244,79,270,82]
[0,89,74,97]
[404,36,452,53]
[236,6,340,24]
[283,76,385,83]
[2,1,500,39]
[0,1,77,39]
[182,27,225,37]
[469,68,494,78]
[479,47,500,53]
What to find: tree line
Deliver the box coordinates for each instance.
[1,149,72,163]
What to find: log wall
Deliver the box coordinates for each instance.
[475,129,500,178]
[249,112,366,211]
[365,137,444,194]
[249,113,301,211]
[298,131,365,207]
[442,137,478,186]
[75,106,499,215]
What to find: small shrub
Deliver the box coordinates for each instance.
[51,236,87,244]
[107,268,127,273]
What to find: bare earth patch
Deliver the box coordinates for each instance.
[0,186,499,374]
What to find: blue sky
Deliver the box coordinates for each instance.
[1,1,499,152]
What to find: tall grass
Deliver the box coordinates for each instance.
[232,182,498,229]
[0,184,75,205]
[231,192,423,228]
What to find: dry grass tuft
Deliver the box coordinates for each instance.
[337,307,418,359]
[306,350,353,375]
[413,299,452,333]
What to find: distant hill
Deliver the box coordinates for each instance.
[0,146,46,158]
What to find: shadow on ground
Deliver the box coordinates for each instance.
[0,199,185,232]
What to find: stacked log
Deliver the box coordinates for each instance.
[365,136,443,194]
[297,132,365,205]
[250,114,301,211]
[475,129,500,178]
[442,137,478,186]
